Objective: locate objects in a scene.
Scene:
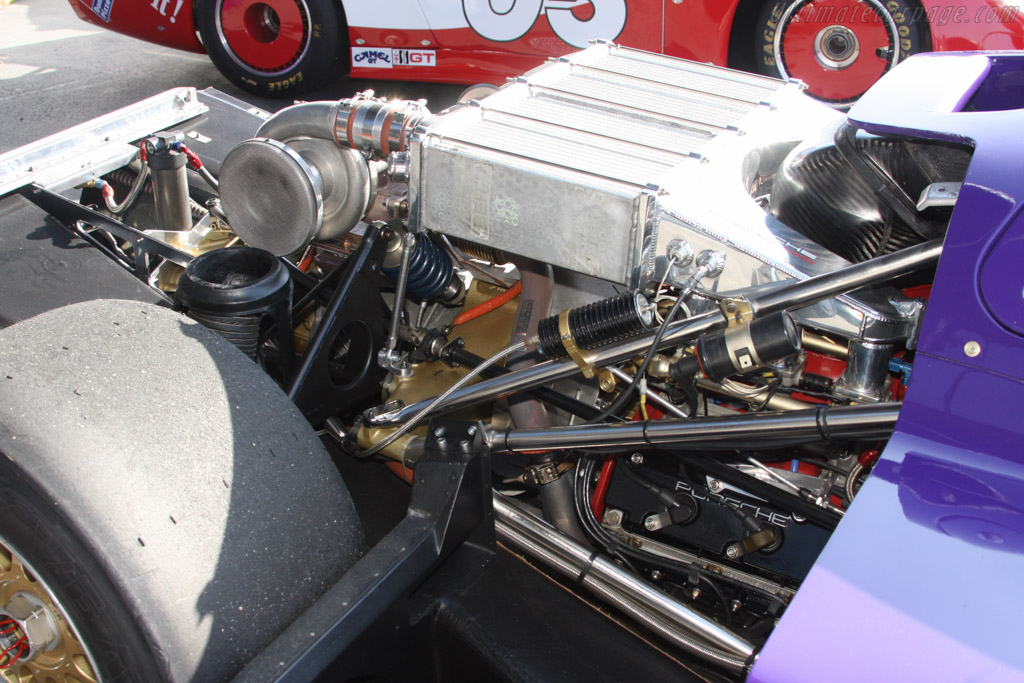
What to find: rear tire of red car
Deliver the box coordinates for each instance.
[753,0,928,107]
[197,0,348,96]
[0,299,365,681]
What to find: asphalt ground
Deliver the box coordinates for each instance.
[0,0,467,154]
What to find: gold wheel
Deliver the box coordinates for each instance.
[0,537,98,683]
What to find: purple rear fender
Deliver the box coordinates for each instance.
[753,52,1024,683]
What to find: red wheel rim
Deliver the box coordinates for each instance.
[218,0,309,73]
[775,0,898,105]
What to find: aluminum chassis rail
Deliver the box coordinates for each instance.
[0,88,207,198]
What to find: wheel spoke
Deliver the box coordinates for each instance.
[0,539,97,683]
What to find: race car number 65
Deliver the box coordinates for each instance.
[463,0,627,47]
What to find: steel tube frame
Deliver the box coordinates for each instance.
[379,240,941,424]
[490,403,899,453]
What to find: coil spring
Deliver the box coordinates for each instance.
[383,234,456,301]
[446,235,510,265]
[536,292,653,359]
[106,168,209,220]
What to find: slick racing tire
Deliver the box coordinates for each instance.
[754,0,928,107]
[0,300,365,681]
[198,0,347,96]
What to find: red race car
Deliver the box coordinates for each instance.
[70,0,1024,104]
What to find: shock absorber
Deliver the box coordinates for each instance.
[533,292,655,376]
[143,132,191,232]
[382,230,463,303]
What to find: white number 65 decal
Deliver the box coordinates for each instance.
[462,0,627,48]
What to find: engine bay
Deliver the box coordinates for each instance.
[0,43,980,680]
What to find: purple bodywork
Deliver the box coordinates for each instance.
[751,53,1024,682]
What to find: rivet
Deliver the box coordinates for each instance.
[964,341,981,357]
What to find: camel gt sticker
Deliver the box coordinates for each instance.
[352,48,393,68]
[352,48,436,69]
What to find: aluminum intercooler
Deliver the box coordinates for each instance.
[409,43,917,343]
[409,43,803,287]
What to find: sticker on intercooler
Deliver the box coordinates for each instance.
[352,48,393,69]
[781,240,818,265]
[393,49,436,67]
[90,0,114,22]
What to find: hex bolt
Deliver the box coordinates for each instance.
[630,453,644,465]
[460,439,472,451]
[603,509,623,527]
[725,544,741,559]
[708,479,723,493]
[436,437,447,449]
[644,517,658,531]
[467,426,477,436]
[434,427,446,438]
[666,239,694,268]
[691,588,701,600]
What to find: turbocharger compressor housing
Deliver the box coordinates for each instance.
[218,137,375,256]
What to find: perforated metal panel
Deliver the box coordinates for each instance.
[219,138,323,256]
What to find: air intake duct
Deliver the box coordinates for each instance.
[175,247,293,365]
[769,124,971,263]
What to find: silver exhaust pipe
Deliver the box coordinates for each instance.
[493,492,755,672]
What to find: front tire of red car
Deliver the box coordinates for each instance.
[753,0,927,107]
[197,0,347,97]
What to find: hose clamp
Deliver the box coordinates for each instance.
[558,309,597,379]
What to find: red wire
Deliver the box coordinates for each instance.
[0,623,26,669]
[453,282,522,326]
[297,246,317,273]
[590,456,617,522]
[178,144,203,170]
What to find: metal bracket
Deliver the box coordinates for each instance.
[233,420,494,683]
[724,528,777,560]
[719,297,754,327]
[18,184,193,304]
[557,309,597,379]
[286,224,389,424]
[523,461,574,486]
